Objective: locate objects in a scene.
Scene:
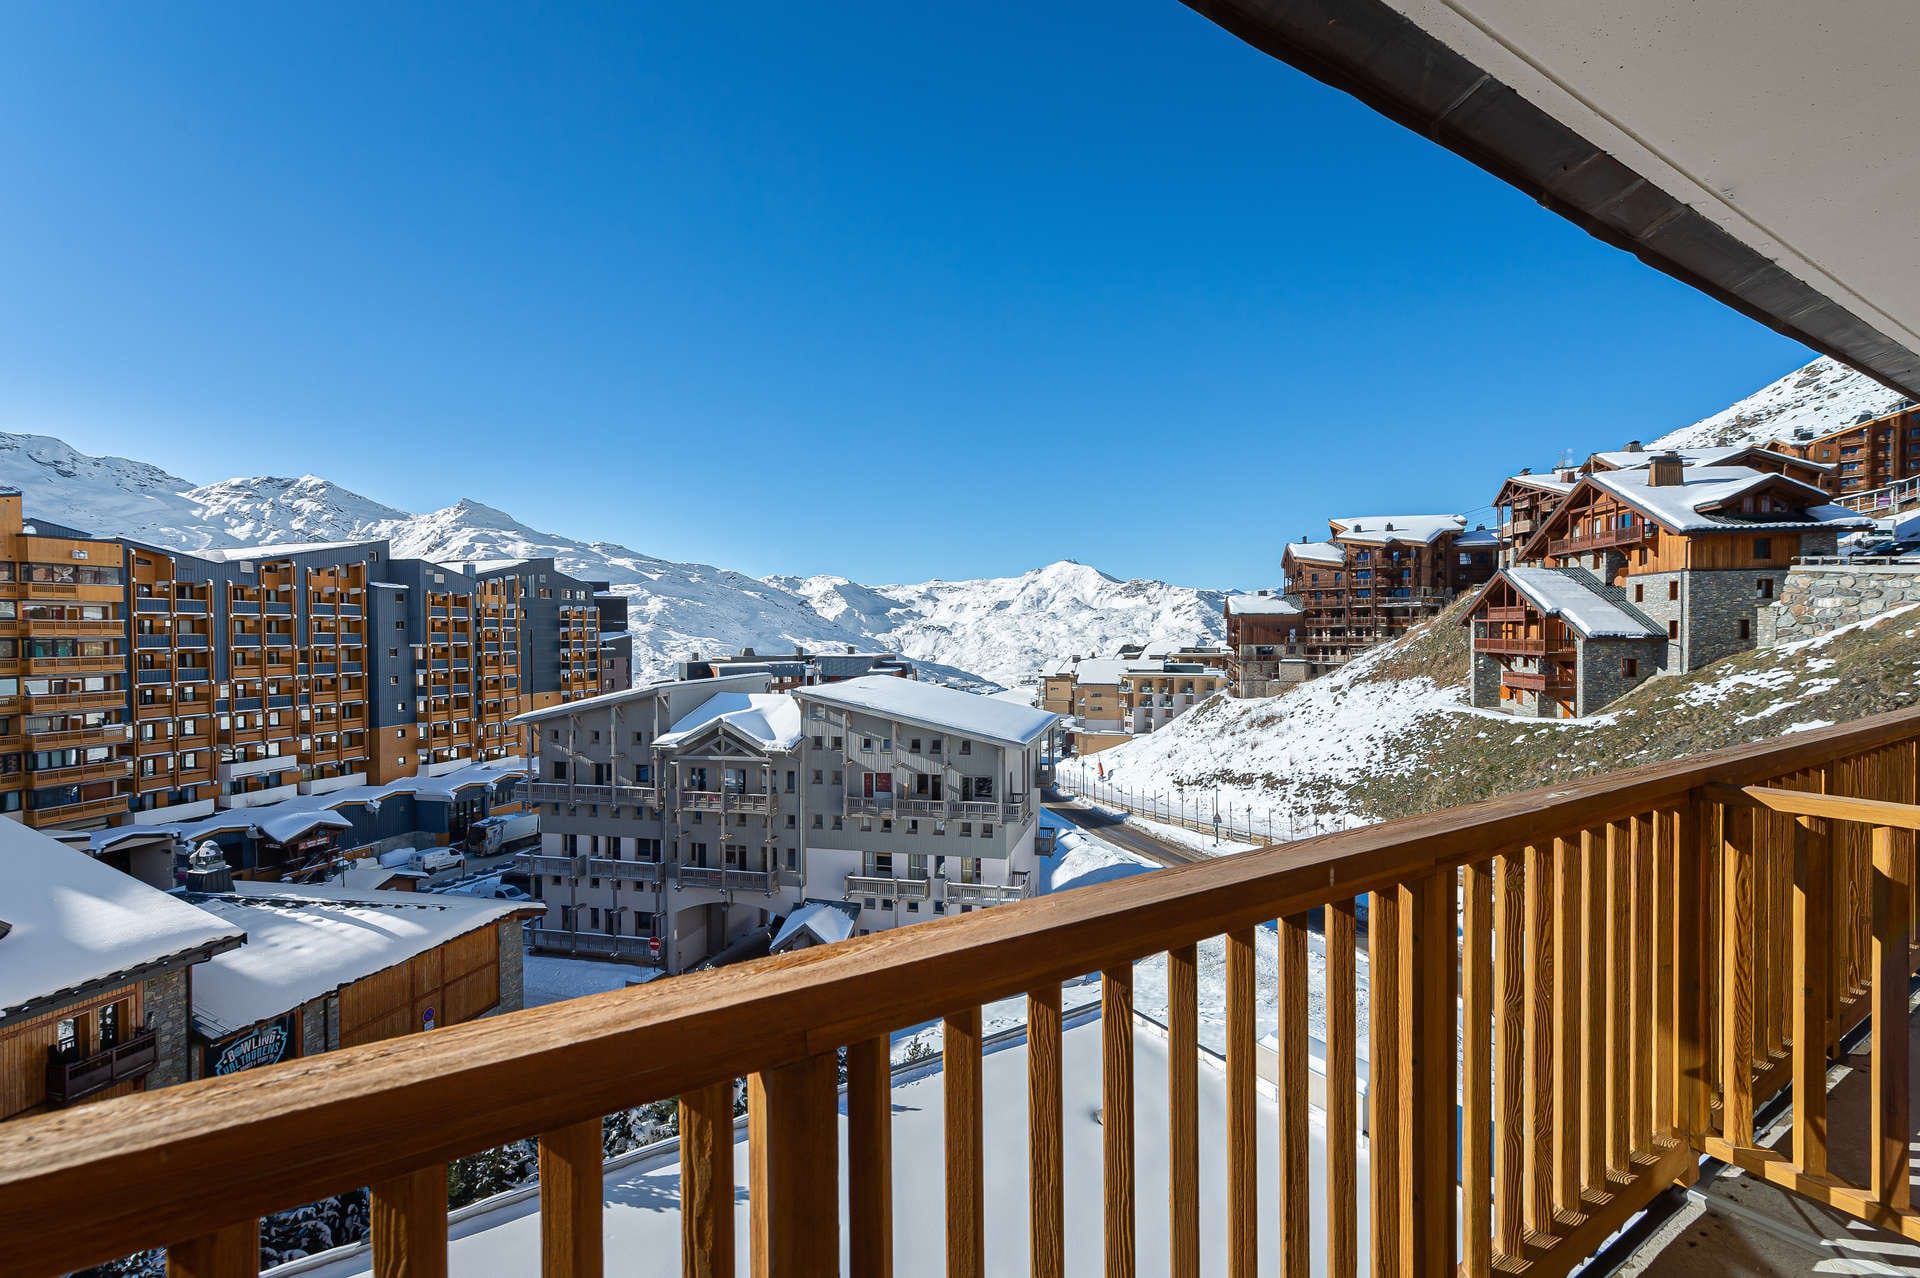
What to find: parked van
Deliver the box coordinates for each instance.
[414,847,465,875]
[465,813,540,858]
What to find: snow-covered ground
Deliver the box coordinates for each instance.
[520,955,663,1009]
[1119,812,1258,856]
[274,1018,1374,1278]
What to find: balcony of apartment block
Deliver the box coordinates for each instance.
[23,792,129,828]
[172,594,209,615]
[681,788,775,815]
[845,873,932,901]
[942,879,1026,906]
[43,1024,160,1107]
[229,630,263,648]
[519,851,580,877]
[1549,519,1650,558]
[525,924,657,961]
[173,665,212,684]
[24,651,127,677]
[585,856,663,886]
[132,596,173,616]
[28,757,134,787]
[29,721,132,752]
[228,599,261,616]
[21,616,123,638]
[675,864,778,894]
[24,687,126,713]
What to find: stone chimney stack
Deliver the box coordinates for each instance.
[1648,451,1686,487]
[184,841,234,894]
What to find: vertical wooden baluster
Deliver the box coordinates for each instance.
[371,1164,448,1278]
[846,1041,893,1278]
[1676,799,1709,1143]
[1462,860,1493,1277]
[1326,900,1359,1278]
[167,1222,260,1278]
[681,1081,739,1278]
[944,1008,985,1278]
[749,1053,838,1277]
[1167,946,1200,1278]
[1630,813,1655,1155]
[1773,804,1793,1065]
[1791,817,1830,1180]
[1028,985,1064,1278]
[1103,965,1137,1278]
[1755,804,1776,1070]
[1651,809,1676,1138]
[1370,889,1404,1275]
[1605,822,1630,1177]
[1226,927,1258,1278]
[1278,912,1310,1278]
[540,1119,605,1278]
[1493,852,1526,1260]
[1402,871,1459,1275]
[1552,834,1582,1219]
[1721,803,1756,1147]
[1872,825,1912,1211]
[1580,827,1607,1194]
[1524,842,1556,1234]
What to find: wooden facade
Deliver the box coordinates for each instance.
[335,919,504,1046]
[1779,404,1920,496]
[0,983,146,1122]
[1281,520,1493,674]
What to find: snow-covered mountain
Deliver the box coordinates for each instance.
[0,431,1221,687]
[1651,355,1912,450]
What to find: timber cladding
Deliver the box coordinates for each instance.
[336,923,501,1048]
[0,983,143,1120]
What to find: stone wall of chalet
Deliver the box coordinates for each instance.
[1761,562,1920,646]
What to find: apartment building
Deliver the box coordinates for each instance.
[516,673,1054,972]
[1041,653,1228,753]
[1771,403,1920,496]
[590,586,634,695]
[1119,661,1227,734]
[1465,453,1871,717]
[1492,470,1577,564]
[1223,591,1306,696]
[1280,513,1497,675]
[0,494,138,832]
[673,648,917,687]
[0,493,593,841]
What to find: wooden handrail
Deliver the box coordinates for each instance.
[6,708,1920,1275]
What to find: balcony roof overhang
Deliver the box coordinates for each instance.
[1182,0,1920,399]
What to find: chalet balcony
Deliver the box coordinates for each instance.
[1501,667,1577,695]
[1474,634,1576,659]
[13,713,1920,1278]
[1549,520,1649,557]
[25,723,131,750]
[43,1026,160,1107]
[22,794,128,827]
[18,617,123,637]
[27,758,133,787]
[681,788,774,815]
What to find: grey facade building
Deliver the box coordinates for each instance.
[515,674,1055,972]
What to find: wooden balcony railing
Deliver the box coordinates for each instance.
[5,712,1920,1277]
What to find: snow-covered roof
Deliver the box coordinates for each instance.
[126,758,528,848]
[796,675,1056,746]
[369,580,410,590]
[1501,472,1577,495]
[0,822,246,1020]
[197,539,379,563]
[1587,444,1831,473]
[511,672,770,726]
[655,691,805,752]
[1224,593,1302,617]
[1327,514,1466,545]
[185,882,532,1036]
[1070,657,1129,687]
[1281,540,1346,566]
[1589,466,1874,535]
[1496,567,1664,639]
[769,901,858,952]
[1452,528,1501,548]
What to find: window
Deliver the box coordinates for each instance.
[1633,583,1645,603]
[1668,621,1680,640]
[1752,537,1772,559]
[1668,581,1679,602]
[1738,618,1751,641]
[1620,658,1638,678]
[1758,578,1774,600]
[959,741,971,755]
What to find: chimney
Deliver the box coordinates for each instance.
[184,841,234,894]
[1258,589,1270,596]
[1625,440,1644,453]
[1647,451,1686,487]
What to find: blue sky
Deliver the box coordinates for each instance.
[0,2,1814,588]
